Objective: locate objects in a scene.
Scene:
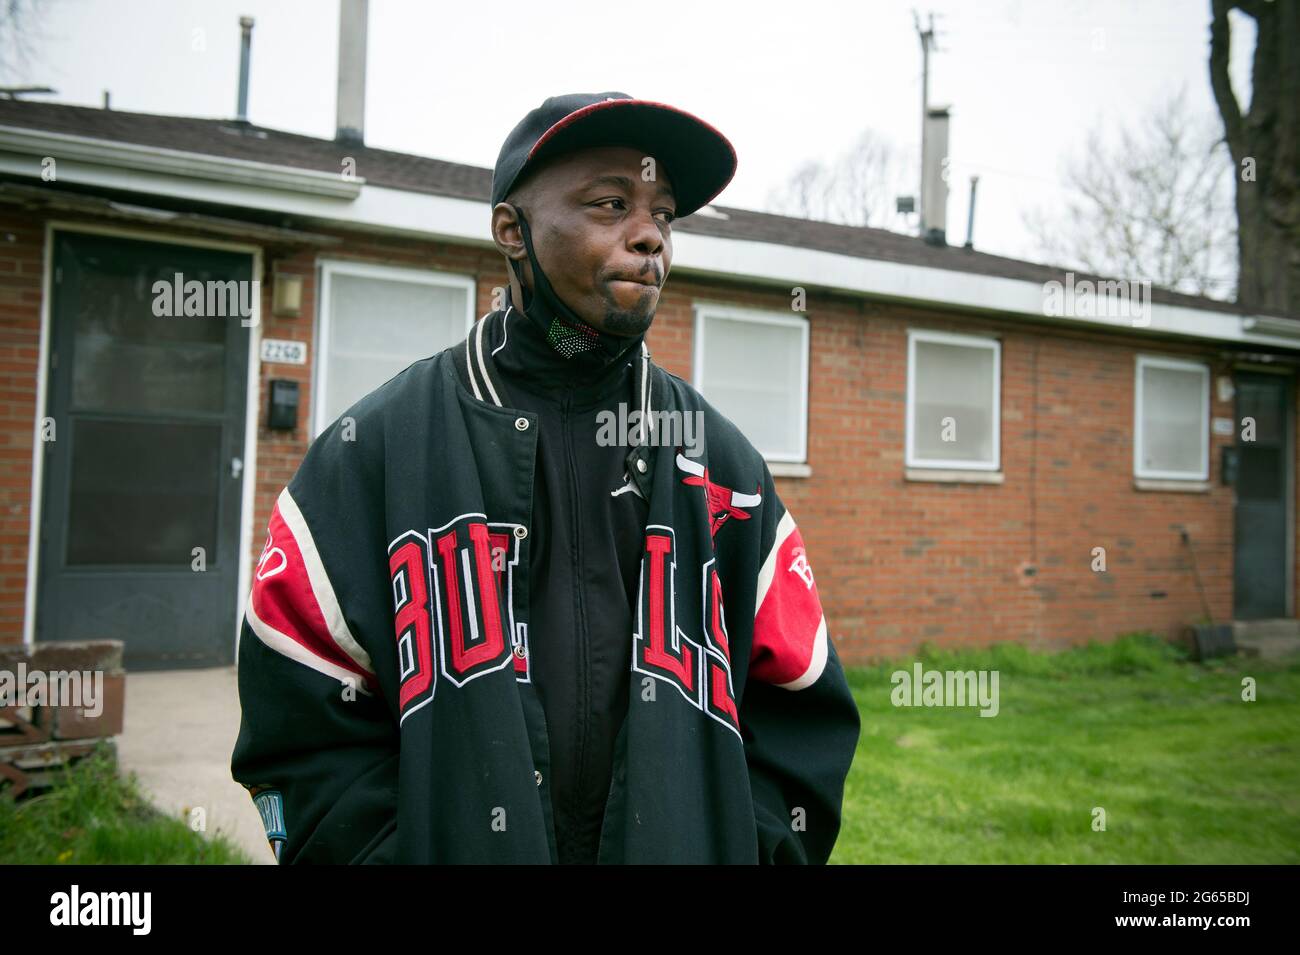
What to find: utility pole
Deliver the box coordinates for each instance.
[914,11,935,229]
[895,11,949,236]
[913,11,939,232]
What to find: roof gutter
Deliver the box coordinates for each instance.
[0,124,363,199]
[1243,315,1300,340]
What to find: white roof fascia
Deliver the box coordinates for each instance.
[1,124,1293,351]
[0,124,362,199]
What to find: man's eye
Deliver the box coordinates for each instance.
[594,199,673,223]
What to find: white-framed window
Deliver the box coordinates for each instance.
[1133,355,1209,480]
[692,303,809,463]
[314,260,475,435]
[906,329,1001,470]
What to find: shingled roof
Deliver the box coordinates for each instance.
[0,99,1250,317]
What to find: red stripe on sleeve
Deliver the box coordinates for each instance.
[750,523,824,686]
[251,501,374,684]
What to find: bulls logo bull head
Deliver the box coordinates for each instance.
[676,451,761,539]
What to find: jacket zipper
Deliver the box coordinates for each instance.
[559,386,594,859]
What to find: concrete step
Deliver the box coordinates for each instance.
[1232,619,1300,660]
[1233,618,1300,640]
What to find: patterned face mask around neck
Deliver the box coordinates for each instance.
[508,205,646,361]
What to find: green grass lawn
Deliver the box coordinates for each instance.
[831,632,1300,863]
[0,744,251,864]
[5,632,1296,864]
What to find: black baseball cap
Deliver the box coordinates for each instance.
[490,92,737,219]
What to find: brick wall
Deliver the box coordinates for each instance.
[0,212,43,644]
[2,211,1292,665]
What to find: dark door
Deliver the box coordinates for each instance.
[1232,371,1292,620]
[37,231,252,669]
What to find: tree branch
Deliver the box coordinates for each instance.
[1209,0,1245,158]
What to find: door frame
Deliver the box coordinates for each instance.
[1231,361,1295,619]
[25,220,264,663]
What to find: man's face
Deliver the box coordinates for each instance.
[492,145,676,337]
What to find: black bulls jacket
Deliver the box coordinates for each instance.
[230,300,862,864]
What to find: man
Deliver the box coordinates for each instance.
[231,92,861,864]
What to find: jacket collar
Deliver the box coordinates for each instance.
[451,305,661,502]
[492,289,645,408]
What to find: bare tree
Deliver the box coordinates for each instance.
[1210,0,1299,316]
[765,128,912,230]
[0,0,49,83]
[1022,90,1238,299]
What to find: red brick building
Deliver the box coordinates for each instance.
[1,100,1296,668]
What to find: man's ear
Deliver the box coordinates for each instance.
[490,201,528,265]
[492,202,532,304]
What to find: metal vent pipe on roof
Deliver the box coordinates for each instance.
[236,16,254,123]
[336,0,369,145]
[964,175,979,250]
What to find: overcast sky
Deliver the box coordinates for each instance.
[5,0,1256,268]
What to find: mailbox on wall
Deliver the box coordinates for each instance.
[1220,445,1239,487]
[268,379,299,431]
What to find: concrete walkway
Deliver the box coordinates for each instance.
[117,666,274,864]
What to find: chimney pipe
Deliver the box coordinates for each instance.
[336,0,369,144]
[921,105,950,246]
[236,16,254,123]
[964,175,979,249]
